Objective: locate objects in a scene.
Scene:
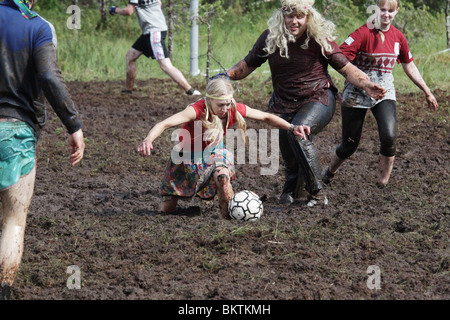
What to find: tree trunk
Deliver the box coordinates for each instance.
[446,0,450,48]
[168,0,174,58]
[323,0,333,15]
[206,21,211,82]
[101,0,106,24]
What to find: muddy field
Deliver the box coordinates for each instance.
[7,78,449,302]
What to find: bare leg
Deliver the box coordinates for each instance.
[125,48,143,92]
[213,167,233,220]
[0,165,36,286]
[158,58,193,92]
[322,153,346,185]
[159,196,178,213]
[377,155,395,186]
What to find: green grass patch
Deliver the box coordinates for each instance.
[37,4,449,92]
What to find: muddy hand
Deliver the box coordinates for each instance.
[137,139,153,157]
[293,125,311,140]
[426,93,438,112]
[68,129,85,166]
[366,82,386,100]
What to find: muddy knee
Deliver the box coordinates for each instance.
[379,132,396,157]
[216,173,229,185]
[335,137,360,159]
[214,167,231,187]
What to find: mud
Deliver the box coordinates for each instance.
[6,79,449,300]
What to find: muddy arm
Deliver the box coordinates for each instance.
[402,61,438,112]
[245,106,310,140]
[33,42,82,134]
[226,60,256,80]
[337,63,386,101]
[138,106,197,157]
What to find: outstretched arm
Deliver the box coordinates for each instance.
[337,63,386,101]
[110,4,135,16]
[402,61,438,112]
[227,60,257,80]
[244,106,311,140]
[137,106,197,157]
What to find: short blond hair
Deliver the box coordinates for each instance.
[376,0,400,10]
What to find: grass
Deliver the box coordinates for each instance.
[37,4,449,94]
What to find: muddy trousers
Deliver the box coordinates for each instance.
[279,90,336,196]
[336,100,397,159]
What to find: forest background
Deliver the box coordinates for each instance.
[32,0,449,94]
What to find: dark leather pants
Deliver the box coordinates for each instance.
[279,90,336,197]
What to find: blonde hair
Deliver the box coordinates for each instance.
[264,0,336,58]
[201,78,246,147]
[375,0,399,43]
[376,0,399,9]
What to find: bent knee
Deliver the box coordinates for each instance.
[379,133,396,157]
[214,168,231,187]
[335,139,359,159]
[126,49,140,63]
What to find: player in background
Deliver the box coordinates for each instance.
[322,0,438,188]
[137,78,310,219]
[109,0,201,96]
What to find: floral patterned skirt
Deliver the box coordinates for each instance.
[160,147,235,200]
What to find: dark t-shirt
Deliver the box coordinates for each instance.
[244,29,349,114]
[0,1,82,136]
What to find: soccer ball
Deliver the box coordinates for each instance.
[228,190,263,221]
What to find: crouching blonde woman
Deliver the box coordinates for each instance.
[137,77,311,219]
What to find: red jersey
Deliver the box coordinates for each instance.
[340,23,413,74]
[180,99,247,152]
[340,24,413,107]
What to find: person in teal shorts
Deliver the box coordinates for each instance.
[0,0,85,299]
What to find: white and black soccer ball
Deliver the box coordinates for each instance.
[228,190,263,221]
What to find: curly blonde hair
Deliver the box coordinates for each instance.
[264,0,337,59]
[200,78,246,147]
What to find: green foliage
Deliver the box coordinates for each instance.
[323,0,365,42]
[33,0,64,11]
[393,1,443,39]
[35,1,449,92]
[403,0,447,13]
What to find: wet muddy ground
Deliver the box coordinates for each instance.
[7,78,449,300]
